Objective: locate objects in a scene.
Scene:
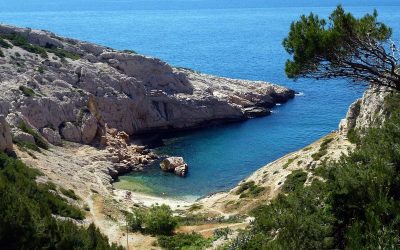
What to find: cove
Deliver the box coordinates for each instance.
[2,0,400,199]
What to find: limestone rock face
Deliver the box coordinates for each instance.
[0,24,295,145]
[160,157,188,177]
[0,115,13,152]
[339,86,390,136]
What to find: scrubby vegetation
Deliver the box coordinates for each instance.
[19,85,35,97]
[127,204,178,235]
[60,187,80,200]
[311,137,333,161]
[223,93,400,249]
[45,44,81,60]
[0,152,122,249]
[236,181,265,198]
[282,156,298,169]
[1,33,48,58]
[158,232,212,250]
[281,169,308,193]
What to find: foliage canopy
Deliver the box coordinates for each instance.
[284,6,400,90]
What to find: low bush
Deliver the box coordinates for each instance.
[157,232,212,250]
[281,170,307,193]
[46,46,80,60]
[127,204,177,235]
[236,181,265,198]
[19,85,35,97]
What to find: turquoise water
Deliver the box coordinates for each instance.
[2,1,400,199]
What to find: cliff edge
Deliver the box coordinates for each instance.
[0,24,294,146]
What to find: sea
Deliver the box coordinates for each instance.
[2,0,400,200]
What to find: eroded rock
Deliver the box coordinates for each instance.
[160,157,188,177]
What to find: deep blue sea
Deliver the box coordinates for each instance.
[2,0,400,200]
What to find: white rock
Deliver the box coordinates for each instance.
[160,157,188,177]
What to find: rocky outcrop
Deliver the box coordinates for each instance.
[160,157,188,177]
[0,115,12,152]
[100,125,157,179]
[339,86,391,136]
[0,24,294,147]
[42,128,62,146]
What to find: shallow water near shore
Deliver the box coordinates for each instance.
[2,0,400,199]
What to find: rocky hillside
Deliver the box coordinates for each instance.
[199,85,392,216]
[0,24,294,147]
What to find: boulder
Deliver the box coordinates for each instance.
[61,122,82,142]
[160,157,188,177]
[13,131,35,144]
[42,128,62,146]
[0,115,13,152]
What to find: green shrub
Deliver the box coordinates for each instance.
[213,227,232,240]
[145,205,178,235]
[46,46,80,60]
[19,122,49,150]
[157,232,212,250]
[19,85,35,97]
[281,170,307,193]
[127,204,177,235]
[127,208,145,232]
[2,33,48,58]
[236,181,265,198]
[60,187,80,200]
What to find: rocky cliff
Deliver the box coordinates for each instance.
[0,24,294,146]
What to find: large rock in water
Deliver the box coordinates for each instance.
[0,24,295,145]
[0,115,13,152]
[160,157,188,177]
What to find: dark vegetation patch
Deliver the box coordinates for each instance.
[281,170,308,193]
[60,187,80,200]
[236,180,265,198]
[19,85,35,97]
[0,152,122,249]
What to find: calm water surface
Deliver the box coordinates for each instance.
[2,0,400,199]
